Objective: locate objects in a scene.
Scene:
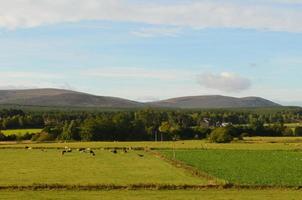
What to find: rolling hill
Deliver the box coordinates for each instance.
[0,89,281,108]
[0,89,143,108]
[148,95,281,108]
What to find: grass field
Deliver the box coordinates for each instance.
[1,138,302,199]
[161,149,302,186]
[1,129,42,136]
[1,137,302,150]
[284,123,302,128]
[0,149,207,186]
[1,189,302,200]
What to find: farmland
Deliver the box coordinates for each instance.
[1,129,42,136]
[1,189,302,200]
[1,138,302,199]
[0,149,207,186]
[161,149,302,186]
[1,137,302,150]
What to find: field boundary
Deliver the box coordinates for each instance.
[151,151,302,189]
[0,184,302,191]
[151,151,225,185]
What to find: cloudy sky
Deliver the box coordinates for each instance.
[0,0,302,105]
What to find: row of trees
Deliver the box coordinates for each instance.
[0,108,302,142]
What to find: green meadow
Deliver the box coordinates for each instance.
[1,137,302,150]
[0,149,207,186]
[1,129,42,136]
[1,138,302,199]
[1,189,302,200]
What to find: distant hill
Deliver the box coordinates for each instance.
[148,95,281,108]
[0,89,143,108]
[0,89,281,108]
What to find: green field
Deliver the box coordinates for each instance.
[1,189,302,200]
[284,123,302,128]
[161,149,302,186]
[1,138,302,199]
[0,149,207,186]
[1,129,42,136]
[1,137,302,150]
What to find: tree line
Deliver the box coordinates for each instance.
[0,108,302,142]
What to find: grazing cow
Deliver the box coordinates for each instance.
[78,148,85,152]
[111,149,117,154]
[137,154,144,158]
[67,148,72,153]
[123,148,128,153]
[90,150,96,156]
[25,146,29,149]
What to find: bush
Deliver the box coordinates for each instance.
[241,132,250,137]
[282,128,294,136]
[209,127,234,143]
[0,132,6,141]
[31,132,55,142]
[191,126,211,139]
[295,127,302,136]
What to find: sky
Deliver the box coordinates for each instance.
[0,0,302,105]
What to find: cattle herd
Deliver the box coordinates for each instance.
[23,146,146,158]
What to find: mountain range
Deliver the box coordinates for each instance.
[0,88,281,109]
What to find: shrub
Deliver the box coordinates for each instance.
[191,126,211,139]
[0,132,6,141]
[31,132,55,142]
[282,128,294,136]
[295,127,302,136]
[209,127,234,143]
[241,132,250,137]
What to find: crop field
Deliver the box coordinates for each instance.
[1,129,42,136]
[161,149,302,186]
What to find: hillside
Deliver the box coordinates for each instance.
[0,89,281,108]
[149,95,280,108]
[0,89,143,108]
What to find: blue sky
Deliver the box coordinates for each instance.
[0,0,302,105]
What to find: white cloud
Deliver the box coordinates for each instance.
[267,0,302,4]
[0,71,68,90]
[0,71,63,79]
[0,0,302,32]
[131,27,182,38]
[198,72,251,93]
[82,67,194,80]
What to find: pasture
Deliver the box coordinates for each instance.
[0,149,207,186]
[1,129,42,136]
[1,189,302,200]
[1,138,302,199]
[1,137,302,150]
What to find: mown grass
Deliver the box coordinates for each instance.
[1,189,302,200]
[1,137,302,150]
[161,149,302,187]
[284,123,302,128]
[0,149,206,186]
[1,129,42,136]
